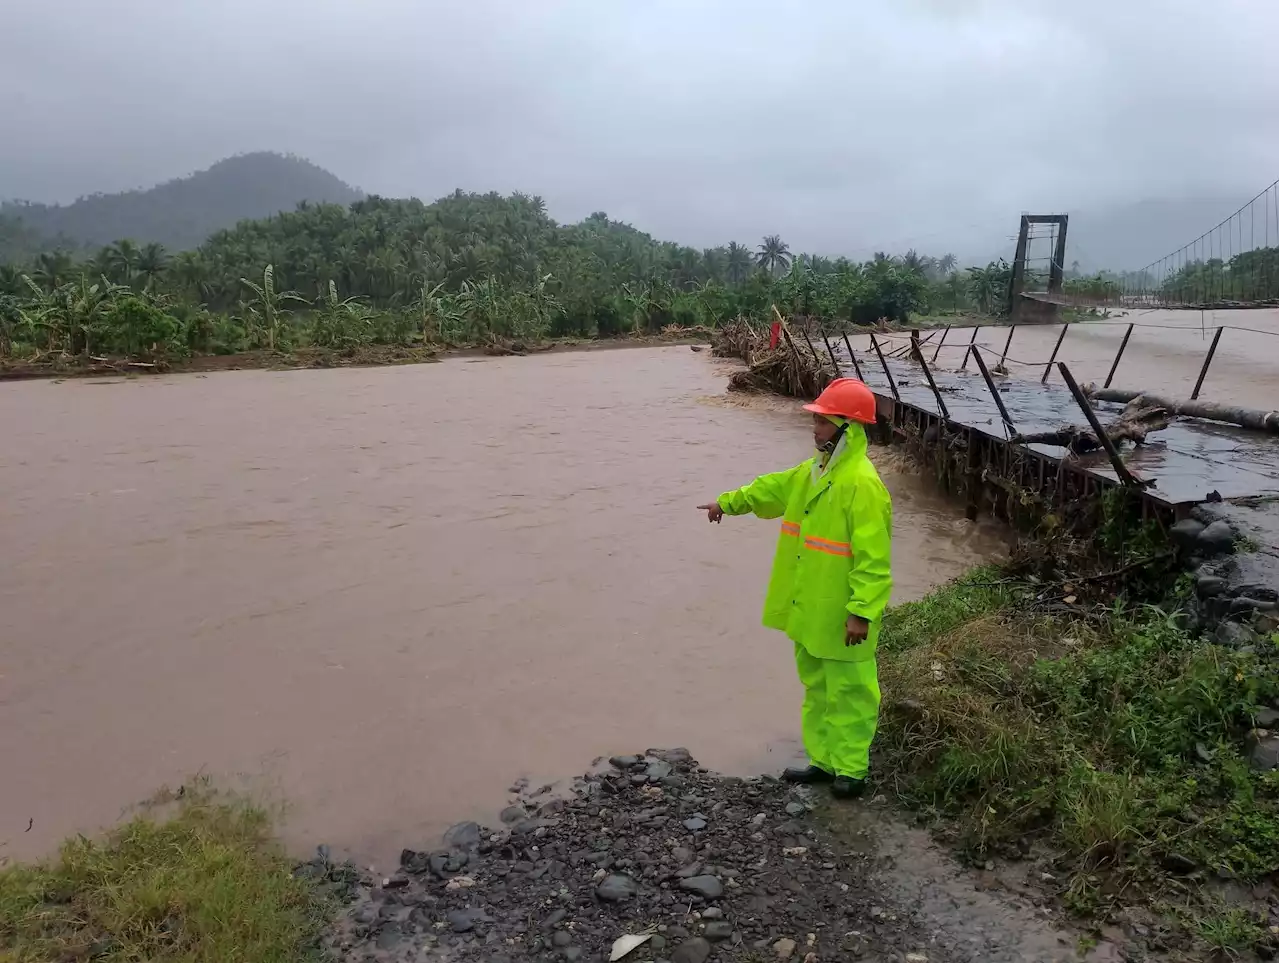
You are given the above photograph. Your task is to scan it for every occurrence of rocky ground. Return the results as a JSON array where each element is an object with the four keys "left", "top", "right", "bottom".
[{"left": 302, "top": 750, "right": 1112, "bottom": 963}]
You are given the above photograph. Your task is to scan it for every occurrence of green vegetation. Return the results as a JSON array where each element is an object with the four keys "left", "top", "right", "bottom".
[
  {"left": 0, "top": 184, "right": 1021, "bottom": 369},
  {"left": 870, "top": 565, "right": 1278, "bottom": 955},
  {"left": 0, "top": 789, "right": 329, "bottom": 963},
  {"left": 1157, "top": 247, "right": 1279, "bottom": 304}
]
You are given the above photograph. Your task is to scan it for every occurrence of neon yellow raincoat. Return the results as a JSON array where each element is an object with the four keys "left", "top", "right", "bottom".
[{"left": 718, "top": 421, "right": 892, "bottom": 778}]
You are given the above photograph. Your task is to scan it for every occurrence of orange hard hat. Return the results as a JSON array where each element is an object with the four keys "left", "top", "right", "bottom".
[{"left": 802, "top": 378, "right": 877, "bottom": 424}]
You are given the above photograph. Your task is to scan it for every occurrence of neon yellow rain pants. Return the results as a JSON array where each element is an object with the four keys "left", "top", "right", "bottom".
[
  {"left": 718, "top": 422, "right": 893, "bottom": 779},
  {"left": 793, "top": 643, "right": 881, "bottom": 778}
]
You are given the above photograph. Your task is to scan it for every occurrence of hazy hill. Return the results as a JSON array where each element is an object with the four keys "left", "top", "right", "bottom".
[{"left": 0, "top": 152, "right": 362, "bottom": 255}]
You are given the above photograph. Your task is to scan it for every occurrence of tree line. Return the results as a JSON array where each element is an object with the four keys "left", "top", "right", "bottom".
[{"left": 0, "top": 190, "right": 1024, "bottom": 362}]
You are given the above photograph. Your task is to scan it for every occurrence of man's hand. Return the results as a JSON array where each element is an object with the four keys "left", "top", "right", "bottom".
[
  {"left": 697, "top": 501, "right": 725, "bottom": 523},
  {"left": 845, "top": 615, "right": 869, "bottom": 646}
]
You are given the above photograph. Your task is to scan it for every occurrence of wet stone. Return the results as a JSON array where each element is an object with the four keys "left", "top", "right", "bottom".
[
  {"left": 646, "top": 759, "right": 674, "bottom": 781},
  {"left": 1169, "top": 517, "right": 1205, "bottom": 550},
  {"left": 443, "top": 821, "right": 482, "bottom": 852},
  {"left": 1216, "top": 621, "right": 1258, "bottom": 648},
  {"left": 704, "top": 921, "right": 734, "bottom": 941},
  {"left": 1198, "top": 520, "right": 1236, "bottom": 555},
  {"left": 1247, "top": 732, "right": 1280, "bottom": 771},
  {"left": 500, "top": 805, "right": 526, "bottom": 824},
  {"left": 671, "top": 936, "right": 712, "bottom": 963},
  {"left": 682, "top": 816, "right": 708, "bottom": 831},
  {"left": 679, "top": 875, "right": 724, "bottom": 900},
  {"left": 595, "top": 874, "right": 638, "bottom": 902},
  {"left": 784, "top": 801, "right": 807, "bottom": 817},
  {"left": 552, "top": 930, "right": 573, "bottom": 947},
  {"left": 610, "top": 755, "right": 640, "bottom": 769},
  {"left": 1196, "top": 574, "right": 1227, "bottom": 597}
]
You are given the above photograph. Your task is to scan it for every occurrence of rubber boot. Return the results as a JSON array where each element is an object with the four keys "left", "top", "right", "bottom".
[
  {"left": 831, "top": 775, "right": 867, "bottom": 799},
  {"left": 782, "top": 765, "right": 834, "bottom": 785}
]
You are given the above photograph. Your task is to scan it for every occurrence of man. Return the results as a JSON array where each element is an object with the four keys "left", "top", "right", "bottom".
[{"left": 698, "top": 378, "right": 892, "bottom": 798}]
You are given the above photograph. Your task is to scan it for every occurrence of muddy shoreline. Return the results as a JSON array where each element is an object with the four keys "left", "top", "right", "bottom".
[{"left": 0, "top": 333, "right": 712, "bottom": 381}]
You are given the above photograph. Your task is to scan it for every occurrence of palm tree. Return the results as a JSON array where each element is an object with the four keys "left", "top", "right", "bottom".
[
  {"left": 30, "top": 251, "right": 76, "bottom": 292},
  {"left": 756, "top": 235, "right": 792, "bottom": 276},
  {"left": 901, "top": 250, "right": 927, "bottom": 275},
  {"left": 106, "top": 239, "right": 140, "bottom": 286},
  {"left": 136, "top": 242, "right": 169, "bottom": 290},
  {"left": 726, "top": 242, "right": 753, "bottom": 285},
  {"left": 937, "top": 253, "right": 957, "bottom": 275}
]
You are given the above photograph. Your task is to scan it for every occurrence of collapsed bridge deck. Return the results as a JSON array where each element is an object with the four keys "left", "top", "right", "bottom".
[{"left": 829, "top": 340, "right": 1278, "bottom": 519}]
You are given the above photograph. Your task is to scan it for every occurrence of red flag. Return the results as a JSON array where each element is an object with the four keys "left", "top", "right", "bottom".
[{"left": 769, "top": 320, "right": 781, "bottom": 350}]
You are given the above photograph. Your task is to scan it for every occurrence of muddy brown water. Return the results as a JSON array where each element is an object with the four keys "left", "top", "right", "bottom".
[{"left": 0, "top": 347, "right": 1005, "bottom": 868}]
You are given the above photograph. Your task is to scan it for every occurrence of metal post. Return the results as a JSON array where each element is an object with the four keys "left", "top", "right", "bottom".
[
  {"left": 998, "top": 325, "right": 1017, "bottom": 367},
  {"left": 960, "top": 327, "right": 979, "bottom": 369},
  {"left": 820, "top": 331, "right": 840, "bottom": 370},
  {"left": 1191, "top": 326, "right": 1224, "bottom": 400},
  {"left": 841, "top": 330, "right": 866, "bottom": 382},
  {"left": 916, "top": 347, "right": 950, "bottom": 421},
  {"left": 1041, "top": 323, "right": 1068, "bottom": 383},
  {"left": 969, "top": 345, "right": 1015, "bottom": 438},
  {"left": 869, "top": 334, "right": 900, "bottom": 401},
  {"left": 910, "top": 329, "right": 922, "bottom": 364},
  {"left": 1103, "top": 322, "right": 1134, "bottom": 389},
  {"left": 930, "top": 325, "right": 950, "bottom": 364},
  {"left": 799, "top": 325, "right": 823, "bottom": 366},
  {"left": 779, "top": 325, "right": 804, "bottom": 365},
  {"left": 1057, "top": 362, "right": 1147, "bottom": 488}
]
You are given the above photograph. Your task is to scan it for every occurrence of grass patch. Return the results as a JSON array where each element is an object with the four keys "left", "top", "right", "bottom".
[
  {"left": 0, "top": 788, "right": 330, "bottom": 963},
  {"left": 870, "top": 568, "right": 1279, "bottom": 941}
]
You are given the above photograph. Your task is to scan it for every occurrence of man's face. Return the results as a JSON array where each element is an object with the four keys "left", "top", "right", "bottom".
[{"left": 812, "top": 413, "right": 841, "bottom": 448}]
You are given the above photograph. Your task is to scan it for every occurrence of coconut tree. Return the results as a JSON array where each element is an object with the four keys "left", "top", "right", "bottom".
[
  {"left": 937, "top": 253, "right": 957, "bottom": 275},
  {"left": 30, "top": 251, "right": 77, "bottom": 292},
  {"left": 106, "top": 239, "right": 140, "bottom": 286},
  {"left": 726, "top": 242, "right": 753, "bottom": 285},
  {"left": 136, "top": 242, "right": 169, "bottom": 291},
  {"left": 755, "top": 235, "right": 792, "bottom": 276}
]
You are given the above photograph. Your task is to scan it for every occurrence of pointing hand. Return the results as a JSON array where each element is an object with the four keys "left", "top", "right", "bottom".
[{"left": 697, "top": 501, "right": 724, "bottom": 523}]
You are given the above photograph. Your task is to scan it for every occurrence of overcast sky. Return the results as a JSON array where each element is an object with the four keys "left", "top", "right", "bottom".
[{"left": 3, "top": 0, "right": 1277, "bottom": 259}]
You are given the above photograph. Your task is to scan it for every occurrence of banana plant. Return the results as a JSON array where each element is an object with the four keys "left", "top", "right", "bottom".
[{"left": 239, "top": 264, "right": 308, "bottom": 351}]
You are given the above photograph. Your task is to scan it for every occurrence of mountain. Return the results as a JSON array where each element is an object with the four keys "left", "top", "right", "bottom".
[{"left": 0, "top": 152, "right": 362, "bottom": 256}]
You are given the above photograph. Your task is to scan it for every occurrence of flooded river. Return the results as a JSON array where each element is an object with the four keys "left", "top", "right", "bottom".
[{"left": 0, "top": 347, "right": 1004, "bottom": 867}]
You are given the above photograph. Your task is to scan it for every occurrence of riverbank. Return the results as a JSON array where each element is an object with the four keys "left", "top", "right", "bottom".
[
  {"left": 0, "top": 330, "right": 713, "bottom": 381},
  {"left": 870, "top": 562, "right": 1278, "bottom": 961},
  {"left": 0, "top": 786, "right": 340, "bottom": 962}
]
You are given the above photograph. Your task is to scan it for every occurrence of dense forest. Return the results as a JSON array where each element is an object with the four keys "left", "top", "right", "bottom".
[
  {"left": 0, "top": 187, "right": 1017, "bottom": 361},
  {"left": 0, "top": 153, "right": 361, "bottom": 259}
]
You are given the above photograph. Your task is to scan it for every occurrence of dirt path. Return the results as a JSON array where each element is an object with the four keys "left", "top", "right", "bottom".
[{"left": 0, "top": 347, "right": 1005, "bottom": 868}]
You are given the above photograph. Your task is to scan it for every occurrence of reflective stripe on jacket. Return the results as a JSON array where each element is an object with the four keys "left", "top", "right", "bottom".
[{"left": 718, "top": 423, "right": 893, "bottom": 662}]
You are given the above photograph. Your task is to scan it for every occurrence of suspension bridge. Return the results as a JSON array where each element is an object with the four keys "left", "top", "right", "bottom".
[{"left": 1015, "top": 181, "right": 1280, "bottom": 312}]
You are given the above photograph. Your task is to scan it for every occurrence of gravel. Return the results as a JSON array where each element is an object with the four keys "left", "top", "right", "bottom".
[{"left": 314, "top": 749, "right": 1094, "bottom": 962}]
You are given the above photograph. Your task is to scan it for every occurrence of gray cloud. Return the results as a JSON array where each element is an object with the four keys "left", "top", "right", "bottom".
[{"left": 3, "top": 0, "right": 1276, "bottom": 260}]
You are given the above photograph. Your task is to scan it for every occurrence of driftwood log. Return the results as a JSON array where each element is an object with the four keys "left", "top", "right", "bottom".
[
  {"left": 1011, "top": 397, "right": 1172, "bottom": 453},
  {"left": 1083, "top": 386, "right": 1279, "bottom": 434}
]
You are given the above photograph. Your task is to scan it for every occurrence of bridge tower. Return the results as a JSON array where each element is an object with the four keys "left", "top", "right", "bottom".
[{"left": 1008, "top": 213, "right": 1068, "bottom": 323}]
